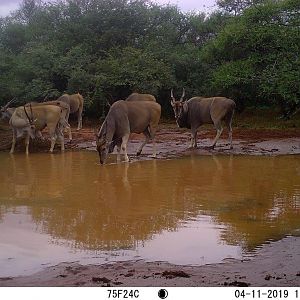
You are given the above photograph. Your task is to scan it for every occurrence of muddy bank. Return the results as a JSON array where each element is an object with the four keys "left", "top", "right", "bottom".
[
  {"left": 1, "top": 123, "right": 300, "bottom": 157},
  {"left": 69, "top": 125, "right": 300, "bottom": 159},
  {"left": 1, "top": 236, "right": 299, "bottom": 287}
]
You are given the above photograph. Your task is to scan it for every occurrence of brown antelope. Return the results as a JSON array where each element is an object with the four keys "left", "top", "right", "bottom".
[
  {"left": 57, "top": 93, "right": 84, "bottom": 130},
  {"left": 96, "top": 100, "right": 161, "bottom": 164},
  {"left": 170, "top": 89, "right": 236, "bottom": 149}
]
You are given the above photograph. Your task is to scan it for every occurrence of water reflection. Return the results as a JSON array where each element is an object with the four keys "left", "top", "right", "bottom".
[{"left": 0, "top": 152, "right": 299, "bottom": 261}]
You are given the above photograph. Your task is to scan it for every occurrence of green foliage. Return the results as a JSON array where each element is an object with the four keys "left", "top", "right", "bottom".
[
  {"left": 0, "top": 0, "right": 299, "bottom": 119},
  {"left": 96, "top": 47, "right": 175, "bottom": 93},
  {"left": 216, "top": 0, "right": 265, "bottom": 15},
  {"left": 202, "top": 0, "right": 300, "bottom": 115}
]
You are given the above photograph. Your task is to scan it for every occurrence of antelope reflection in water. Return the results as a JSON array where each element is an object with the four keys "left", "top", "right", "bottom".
[{"left": 0, "top": 153, "right": 299, "bottom": 254}]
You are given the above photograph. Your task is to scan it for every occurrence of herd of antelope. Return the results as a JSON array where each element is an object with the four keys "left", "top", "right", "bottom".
[{"left": 0, "top": 90, "right": 235, "bottom": 164}]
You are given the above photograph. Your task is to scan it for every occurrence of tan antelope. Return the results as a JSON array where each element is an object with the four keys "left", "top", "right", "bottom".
[
  {"left": 170, "top": 89, "right": 236, "bottom": 149},
  {"left": 57, "top": 93, "right": 84, "bottom": 130},
  {"left": 96, "top": 100, "right": 161, "bottom": 164},
  {"left": 1, "top": 99, "right": 73, "bottom": 141},
  {"left": 125, "top": 93, "right": 156, "bottom": 102},
  {"left": 9, "top": 104, "right": 68, "bottom": 154},
  {"left": 30, "top": 100, "right": 72, "bottom": 141},
  {"left": 1, "top": 99, "right": 46, "bottom": 141}
]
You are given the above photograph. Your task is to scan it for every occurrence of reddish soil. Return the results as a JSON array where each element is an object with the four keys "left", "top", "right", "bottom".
[{"left": 1, "top": 122, "right": 300, "bottom": 157}]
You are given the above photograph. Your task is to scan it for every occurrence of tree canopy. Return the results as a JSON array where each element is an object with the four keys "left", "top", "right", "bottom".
[{"left": 0, "top": 0, "right": 299, "bottom": 117}]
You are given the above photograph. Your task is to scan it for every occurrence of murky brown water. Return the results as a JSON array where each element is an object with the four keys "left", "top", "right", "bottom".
[{"left": 0, "top": 152, "right": 299, "bottom": 276}]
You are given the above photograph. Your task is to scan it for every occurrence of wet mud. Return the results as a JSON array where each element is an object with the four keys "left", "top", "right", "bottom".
[{"left": 2, "top": 123, "right": 299, "bottom": 157}]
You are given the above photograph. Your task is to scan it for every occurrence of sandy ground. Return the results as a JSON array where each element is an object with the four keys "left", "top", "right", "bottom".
[
  {"left": 1, "top": 236, "right": 299, "bottom": 287},
  {"left": 0, "top": 122, "right": 300, "bottom": 287}
]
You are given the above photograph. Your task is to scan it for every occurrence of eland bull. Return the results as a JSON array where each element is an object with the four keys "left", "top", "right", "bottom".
[
  {"left": 57, "top": 93, "right": 84, "bottom": 130},
  {"left": 9, "top": 104, "right": 68, "bottom": 154},
  {"left": 170, "top": 89, "right": 236, "bottom": 149},
  {"left": 96, "top": 100, "right": 161, "bottom": 164}
]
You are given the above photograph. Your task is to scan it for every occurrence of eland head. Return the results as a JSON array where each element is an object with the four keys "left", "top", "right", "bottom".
[
  {"left": 170, "top": 89, "right": 186, "bottom": 125},
  {"left": 95, "top": 122, "right": 110, "bottom": 165}
]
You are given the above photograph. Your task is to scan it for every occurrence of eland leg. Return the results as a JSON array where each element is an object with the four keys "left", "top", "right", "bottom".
[
  {"left": 228, "top": 123, "right": 233, "bottom": 149},
  {"left": 121, "top": 133, "right": 130, "bottom": 162},
  {"left": 138, "top": 125, "right": 157, "bottom": 158},
  {"left": 116, "top": 144, "right": 121, "bottom": 163},
  {"left": 211, "top": 123, "right": 223, "bottom": 149},
  {"left": 149, "top": 125, "right": 157, "bottom": 158},
  {"left": 77, "top": 107, "right": 83, "bottom": 131},
  {"left": 25, "top": 133, "right": 30, "bottom": 155},
  {"left": 10, "top": 129, "right": 17, "bottom": 154},
  {"left": 66, "top": 123, "right": 72, "bottom": 141},
  {"left": 49, "top": 127, "right": 57, "bottom": 152},
  {"left": 225, "top": 110, "right": 234, "bottom": 149},
  {"left": 49, "top": 136, "right": 56, "bottom": 152},
  {"left": 58, "top": 133, "right": 65, "bottom": 152},
  {"left": 190, "top": 129, "right": 197, "bottom": 148},
  {"left": 137, "top": 128, "right": 150, "bottom": 156},
  {"left": 150, "top": 139, "right": 157, "bottom": 158},
  {"left": 55, "top": 125, "right": 65, "bottom": 152}
]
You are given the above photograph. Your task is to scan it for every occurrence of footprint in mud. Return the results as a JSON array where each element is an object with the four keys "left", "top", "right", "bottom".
[
  {"left": 0, "top": 277, "right": 13, "bottom": 281},
  {"left": 224, "top": 281, "right": 250, "bottom": 287},
  {"left": 161, "top": 270, "right": 190, "bottom": 279},
  {"left": 65, "top": 265, "right": 88, "bottom": 275},
  {"left": 92, "top": 277, "right": 111, "bottom": 284}
]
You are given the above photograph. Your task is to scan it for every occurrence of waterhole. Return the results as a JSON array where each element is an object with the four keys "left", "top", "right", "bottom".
[{"left": 0, "top": 152, "right": 299, "bottom": 276}]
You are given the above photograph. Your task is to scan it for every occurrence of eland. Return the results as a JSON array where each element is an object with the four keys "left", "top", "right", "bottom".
[
  {"left": 96, "top": 100, "right": 161, "bottom": 164},
  {"left": 170, "top": 89, "right": 235, "bottom": 149}
]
